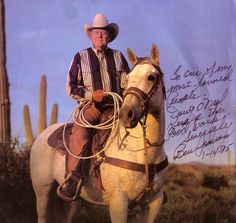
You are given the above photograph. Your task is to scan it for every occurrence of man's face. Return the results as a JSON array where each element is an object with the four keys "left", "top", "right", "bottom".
[{"left": 90, "top": 29, "right": 110, "bottom": 51}]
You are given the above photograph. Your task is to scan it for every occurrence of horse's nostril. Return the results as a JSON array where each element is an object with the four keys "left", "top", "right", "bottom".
[{"left": 127, "top": 109, "right": 134, "bottom": 120}]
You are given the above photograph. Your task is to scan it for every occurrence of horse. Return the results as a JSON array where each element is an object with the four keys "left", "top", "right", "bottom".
[{"left": 30, "top": 44, "right": 168, "bottom": 223}]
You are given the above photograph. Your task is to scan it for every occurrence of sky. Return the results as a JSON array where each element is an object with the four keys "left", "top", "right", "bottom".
[{"left": 5, "top": 0, "right": 236, "bottom": 164}]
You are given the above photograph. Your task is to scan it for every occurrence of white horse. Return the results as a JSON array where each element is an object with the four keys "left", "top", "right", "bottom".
[{"left": 30, "top": 44, "right": 168, "bottom": 223}]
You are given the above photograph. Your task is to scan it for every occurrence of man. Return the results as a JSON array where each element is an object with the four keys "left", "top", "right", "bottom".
[{"left": 58, "top": 13, "right": 130, "bottom": 201}]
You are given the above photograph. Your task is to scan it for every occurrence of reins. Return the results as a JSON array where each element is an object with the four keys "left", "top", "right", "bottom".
[{"left": 142, "top": 109, "right": 151, "bottom": 191}]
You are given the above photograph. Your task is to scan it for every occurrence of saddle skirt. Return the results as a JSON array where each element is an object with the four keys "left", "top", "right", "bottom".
[{"left": 47, "top": 123, "right": 73, "bottom": 154}]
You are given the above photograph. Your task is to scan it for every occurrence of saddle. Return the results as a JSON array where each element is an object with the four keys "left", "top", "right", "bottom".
[{"left": 47, "top": 124, "right": 110, "bottom": 156}]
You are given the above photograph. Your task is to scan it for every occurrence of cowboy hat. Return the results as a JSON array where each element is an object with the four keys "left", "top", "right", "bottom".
[{"left": 84, "top": 13, "right": 119, "bottom": 42}]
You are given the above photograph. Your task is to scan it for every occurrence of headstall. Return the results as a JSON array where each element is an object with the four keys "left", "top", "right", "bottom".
[{"left": 123, "top": 61, "right": 166, "bottom": 116}]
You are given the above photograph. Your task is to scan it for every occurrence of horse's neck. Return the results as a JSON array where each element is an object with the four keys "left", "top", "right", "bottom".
[
  {"left": 146, "top": 105, "right": 166, "bottom": 163},
  {"left": 146, "top": 104, "right": 165, "bottom": 144},
  {"left": 107, "top": 105, "right": 165, "bottom": 164}
]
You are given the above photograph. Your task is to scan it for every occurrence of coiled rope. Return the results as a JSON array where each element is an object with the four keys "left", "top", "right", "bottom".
[{"left": 63, "top": 92, "right": 123, "bottom": 159}]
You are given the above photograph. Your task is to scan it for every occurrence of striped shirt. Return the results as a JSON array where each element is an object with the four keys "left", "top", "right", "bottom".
[{"left": 66, "top": 47, "right": 130, "bottom": 101}]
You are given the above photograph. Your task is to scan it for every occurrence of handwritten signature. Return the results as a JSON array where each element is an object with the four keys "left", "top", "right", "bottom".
[
  {"left": 167, "top": 62, "right": 234, "bottom": 160},
  {"left": 173, "top": 115, "right": 233, "bottom": 160}
]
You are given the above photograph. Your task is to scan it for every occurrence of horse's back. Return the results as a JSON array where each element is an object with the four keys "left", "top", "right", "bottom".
[{"left": 30, "top": 123, "right": 65, "bottom": 189}]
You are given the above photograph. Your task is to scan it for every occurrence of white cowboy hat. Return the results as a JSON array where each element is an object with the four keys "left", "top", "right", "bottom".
[{"left": 84, "top": 13, "right": 119, "bottom": 42}]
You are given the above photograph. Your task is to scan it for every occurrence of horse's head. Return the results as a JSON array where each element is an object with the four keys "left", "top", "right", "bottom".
[{"left": 119, "top": 44, "right": 166, "bottom": 128}]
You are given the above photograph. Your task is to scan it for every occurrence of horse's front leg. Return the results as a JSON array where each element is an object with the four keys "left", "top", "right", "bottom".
[
  {"left": 144, "top": 189, "right": 164, "bottom": 223},
  {"left": 65, "top": 200, "right": 80, "bottom": 223},
  {"left": 109, "top": 190, "right": 128, "bottom": 223}
]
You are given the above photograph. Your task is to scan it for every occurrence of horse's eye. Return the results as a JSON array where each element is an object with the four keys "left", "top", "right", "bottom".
[{"left": 148, "top": 75, "right": 155, "bottom": 81}]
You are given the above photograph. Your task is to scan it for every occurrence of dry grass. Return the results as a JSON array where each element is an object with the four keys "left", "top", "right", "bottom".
[{"left": 0, "top": 143, "right": 235, "bottom": 223}]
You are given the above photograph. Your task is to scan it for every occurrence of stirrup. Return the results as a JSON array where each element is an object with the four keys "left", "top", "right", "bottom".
[{"left": 57, "top": 173, "right": 82, "bottom": 202}]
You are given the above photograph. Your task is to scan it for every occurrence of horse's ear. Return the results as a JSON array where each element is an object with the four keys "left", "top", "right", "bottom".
[
  {"left": 127, "top": 48, "right": 139, "bottom": 65},
  {"left": 150, "top": 44, "right": 159, "bottom": 65}
]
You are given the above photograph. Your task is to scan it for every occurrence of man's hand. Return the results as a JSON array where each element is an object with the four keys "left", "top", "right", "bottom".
[{"left": 92, "top": 90, "right": 108, "bottom": 103}]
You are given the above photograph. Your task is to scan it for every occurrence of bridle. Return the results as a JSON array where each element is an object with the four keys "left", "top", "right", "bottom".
[
  {"left": 122, "top": 60, "right": 167, "bottom": 193},
  {"left": 123, "top": 61, "right": 166, "bottom": 116}
]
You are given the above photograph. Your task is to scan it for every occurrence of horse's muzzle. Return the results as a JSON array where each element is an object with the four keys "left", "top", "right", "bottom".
[{"left": 119, "top": 106, "right": 140, "bottom": 128}]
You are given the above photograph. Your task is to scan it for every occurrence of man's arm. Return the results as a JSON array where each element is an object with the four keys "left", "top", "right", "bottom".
[
  {"left": 120, "top": 52, "right": 130, "bottom": 91},
  {"left": 66, "top": 53, "right": 92, "bottom": 101}
]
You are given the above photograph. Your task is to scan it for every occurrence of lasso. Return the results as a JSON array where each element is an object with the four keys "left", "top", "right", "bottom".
[{"left": 63, "top": 92, "right": 123, "bottom": 159}]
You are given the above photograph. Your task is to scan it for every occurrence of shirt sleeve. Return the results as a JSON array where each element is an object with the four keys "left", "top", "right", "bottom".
[
  {"left": 120, "top": 52, "right": 130, "bottom": 73},
  {"left": 66, "top": 53, "right": 92, "bottom": 101},
  {"left": 120, "top": 52, "right": 130, "bottom": 90}
]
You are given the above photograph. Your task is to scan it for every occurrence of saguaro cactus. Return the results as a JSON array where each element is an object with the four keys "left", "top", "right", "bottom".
[
  {"left": 23, "top": 105, "right": 34, "bottom": 147},
  {"left": 0, "top": 0, "right": 11, "bottom": 147},
  {"left": 23, "top": 75, "right": 59, "bottom": 147},
  {"left": 49, "top": 103, "right": 58, "bottom": 126},
  {"left": 37, "top": 75, "right": 47, "bottom": 134}
]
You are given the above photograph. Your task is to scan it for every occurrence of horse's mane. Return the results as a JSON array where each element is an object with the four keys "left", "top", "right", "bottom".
[
  {"left": 129, "top": 57, "right": 152, "bottom": 72},
  {"left": 136, "top": 57, "right": 151, "bottom": 65},
  {"left": 130, "top": 57, "right": 161, "bottom": 75}
]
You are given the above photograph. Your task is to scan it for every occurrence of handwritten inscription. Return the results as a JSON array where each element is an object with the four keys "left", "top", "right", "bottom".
[{"left": 167, "top": 62, "right": 233, "bottom": 160}]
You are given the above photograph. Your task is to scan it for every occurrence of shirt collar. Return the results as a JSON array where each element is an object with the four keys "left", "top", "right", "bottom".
[{"left": 91, "top": 46, "right": 108, "bottom": 56}]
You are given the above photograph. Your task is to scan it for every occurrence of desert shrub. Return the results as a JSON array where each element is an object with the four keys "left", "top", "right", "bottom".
[
  {"left": 157, "top": 166, "right": 236, "bottom": 223},
  {"left": 167, "top": 164, "right": 202, "bottom": 187},
  {"left": 202, "top": 174, "right": 229, "bottom": 190},
  {"left": 73, "top": 200, "right": 111, "bottom": 223},
  {"left": 0, "top": 140, "right": 36, "bottom": 223}
]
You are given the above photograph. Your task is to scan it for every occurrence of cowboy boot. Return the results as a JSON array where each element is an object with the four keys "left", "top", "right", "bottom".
[{"left": 57, "top": 126, "right": 94, "bottom": 201}]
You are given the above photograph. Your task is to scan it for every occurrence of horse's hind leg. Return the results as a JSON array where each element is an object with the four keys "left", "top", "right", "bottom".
[
  {"left": 34, "top": 183, "right": 53, "bottom": 223},
  {"left": 30, "top": 138, "right": 55, "bottom": 223},
  {"left": 109, "top": 190, "right": 128, "bottom": 223}
]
